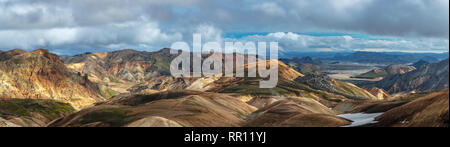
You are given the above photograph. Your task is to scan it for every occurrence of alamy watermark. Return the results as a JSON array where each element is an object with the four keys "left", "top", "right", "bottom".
[{"left": 169, "top": 34, "right": 278, "bottom": 88}]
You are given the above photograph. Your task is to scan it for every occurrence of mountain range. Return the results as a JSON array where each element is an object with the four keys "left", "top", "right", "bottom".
[
  {"left": 331, "top": 51, "right": 448, "bottom": 64},
  {"left": 353, "top": 64, "right": 416, "bottom": 79},
  {"left": 0, "top": 49, "right": 104, "bottom": 109},
  {"left": 0, "top": 48, "right": 448, "bottom": 127},
  {"left": 371, "top": 59, "right": 449, "bottom": 94}
]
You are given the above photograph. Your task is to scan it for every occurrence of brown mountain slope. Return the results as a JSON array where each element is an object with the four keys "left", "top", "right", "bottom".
[
  {"left": 49, "top": 90, "right": 257, "bottom": 127},
  {"left": 63, "top": 48, "right": 263, "bottom": 94},
  {"left": 353, "top": 64, "right": 416, "bottom": 79},
  {"left": 295, "top": 74, "right": 377, "bottom": 100},
  {"left": 0, "top": 49, "right": 104, "bottom": 108},
  {"left": 244, "top": 97, "right": 351, "bottom": 127},
  {"left": 129, "top": 59, "right": 304, "bottom": 93},
  {"left": 126, "top": 59, "right": 368, "bottom": 107},
  {"left": 0, "top": 99, "right": 75, "bottom": 127},
  {"left": 370, "top": 89, "right": 449, "bottom": 127},
  {"left": 363, "top": 87, "right": 392, "bottom": 100},
  {"left": 63, "top": 48, "right": 176, "bottom": 84},
  {"left": 372, "top": 59, "right": 449, "bottom": 94}
]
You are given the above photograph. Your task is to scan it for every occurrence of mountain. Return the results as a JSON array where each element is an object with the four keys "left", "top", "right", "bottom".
[
  {"left": 63, "top": 48, "right": 264, "bottom": 95},
  {"left": 244, "top": 97, "right": 351, "bottom": 127},
  {"left": 353, "top": 64, "right": 416, "bottom": 79},
  {"left": 370, "top": 89, "right": 449, "bottom": 127},
  {"left": 411, "top": 59, "right": 429, "bottom": 68},
  {"left": 129, "top": 58, "right": 379, "bottom": 105},
  {"left": 0, "top": 49, "right": 104, "bottom": 108},
  {"left": 332, "top": 51, "right": 448, "bottom": 64},
  {"left": 63, "top": 48, "right": 177, "bottom": 83},
  {"left": 48, "top": 90, "right": 354, "bottom": 127},
  {"left": 295, "top": 74, "right": 377, "bottom": 100},
  {"left": 363, "top": 87, "right": 392, "bottom": 100},
  {"left": 0, "top": 99, "right": 75, "bottom": 127},
  {"left": 372, "top": 59, "right": 449, "bottom": 94},
  {"left": 129, "top": 59, "right": 304, "bottom": 93},
  {"left": 280, "top": 56, "right": 322, "bottom": 74},
  {"left": 0, "top": 49, "right": 27, "bottom": 61},
  {"left": 49, "top": 90, "right": 257, "bottom": 127}
]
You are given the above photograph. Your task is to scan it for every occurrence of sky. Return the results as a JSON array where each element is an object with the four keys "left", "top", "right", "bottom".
[{"left": 0, "top": 0, "right": 448, "bottom": 55}]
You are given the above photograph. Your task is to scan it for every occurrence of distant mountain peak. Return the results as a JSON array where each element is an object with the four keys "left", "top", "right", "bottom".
[{"left": 412, "top": 59, "right": 430, "bottom": 68}]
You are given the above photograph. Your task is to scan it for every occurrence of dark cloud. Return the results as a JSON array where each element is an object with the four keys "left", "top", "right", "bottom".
[{"left": 0, "top": 0, "right": 448, "bottom": 54}]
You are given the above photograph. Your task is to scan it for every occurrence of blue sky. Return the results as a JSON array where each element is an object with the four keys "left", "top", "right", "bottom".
[{"left": 0, "top": 0, "right": 448, "bottom": 55}]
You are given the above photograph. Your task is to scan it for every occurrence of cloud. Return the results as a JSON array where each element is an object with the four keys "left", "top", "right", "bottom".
[
  {"left": 0, "top": 17, "right": 182, "bottom": 54},
  {"left": 251, "top": 2, "right": 286, "bottom": 17},
  {"left": 227, "top": 32, "right": 449, "bottom": 53},
  {"left": 0, "top": 0, "right": 448, "bottom": 54}
]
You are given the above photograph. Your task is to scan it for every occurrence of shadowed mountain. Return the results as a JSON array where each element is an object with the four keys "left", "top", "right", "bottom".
[
  {"left": 0, "top": 49, "right": 104, "bottom": 108},
  {"left": 372, "top": 59, "right": 449, "bottom": 94},
  {"left": 411, "top": 59, "right": 429, "bottom": 68},
  {"left": 363, "top": 87, "right": 392, "bottom": 100},
  {"left": 49, "top": 90, "right": 257, "bottom": 127},
  {"left": 0, "top": 99, "right": 75, "bottom": 127},
  {"left": 130, "top": 59, "right": 377, "bottom": 106},
  {"left": 63, "top": 48, "right": 177, "bottom": 83},
  {"left": 280, "top": 56, "right": 322, "bottom": 74},
  {"left": 295, "top": 74, "right": 377, "bottom": 100},
  {"left": 353, "top": 64, "right": 416, "bottom": 79},
  {"left": 244, "top": 97, "right": 351, "bottom": 127},
  {"left": 369, "top": 89, "right": 449, "bottom": 127}
]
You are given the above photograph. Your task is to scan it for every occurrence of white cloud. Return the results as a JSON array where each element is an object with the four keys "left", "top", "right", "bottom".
[
  {"left": 0, "top": 1, "right": 75, "bottom": 29},
  {"left": 231, "top": 32, "right": 449, "bottom": 53},
  {"left": 0, "top": 0, "right": 448, "bottom": 54},
  {"left": 0, "top": 18, "right": 183, "bottom": 53},
  {"left": 251, "top": 2, "right": 287, "bottom": 17},
  {"left": 194, "top": 24, "right": 223, "bottom": 43}
]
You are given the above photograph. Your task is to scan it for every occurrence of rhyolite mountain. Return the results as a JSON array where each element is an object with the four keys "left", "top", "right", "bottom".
[
  {"left": 369, "top": 89, "right": 449, "bottom": 127},
  {"left": 294, "top": 73, "right": 377, "bottom": 100},
  {"left": 65, "top": 49, "right": 378, "bottom": 104},
  {"left": 49, "top": 90, "right": 257, "bottom": 127},
  {"left": 353, "top": 64, "right": 416, "bottom": 79},
  {"left": 0, "top": 49, "right": 104, "bottom": 108},
  {"left": 244, "top": 96, "right": 351, "bottom": 127},
  {"left": 129, "top": 58, "right": 379, "bottom": 104},
  {"left": 372, "top": 59, "right": 449, "bottom": 94},
  {"left": 48, "top": 90, "right": 353, "bottom": 127},
  {"left": 63, "top": 48, "right": 177, "bottom": 83},
  {"left": 1, "top": 48, "right": 448, "bottom": 127}
]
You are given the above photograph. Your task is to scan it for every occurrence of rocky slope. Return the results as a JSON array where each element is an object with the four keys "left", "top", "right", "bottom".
[
  {"left": 49, "top": 90, "right": 257, "bottom": 127},
  {"left": 0, "top": 49, "right": 104, "bottom": 108},
  {"left": 372, "top": 59, "right": 449, "bottom": 94}
]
